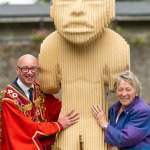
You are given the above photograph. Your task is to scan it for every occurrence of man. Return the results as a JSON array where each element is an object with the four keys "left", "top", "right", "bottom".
[{"left": 0, "top": 54, "right": 79, "bottom": 150}]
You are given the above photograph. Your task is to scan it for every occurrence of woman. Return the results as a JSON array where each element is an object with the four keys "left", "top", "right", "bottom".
[{"left": 92, "top": 71, "right": 150, "bottom": 150}]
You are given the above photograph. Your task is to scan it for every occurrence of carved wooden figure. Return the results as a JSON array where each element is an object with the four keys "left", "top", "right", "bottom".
[{"left": 39, "top": 0, "right": 130, "bottom": 149}]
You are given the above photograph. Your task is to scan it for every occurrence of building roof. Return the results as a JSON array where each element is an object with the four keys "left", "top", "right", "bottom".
[
  {"left": 116, "top": 1, "right": 150, "bottom": 21},
  {"left": 0, "top": 2, "right": 150, "bottom": 23},
  {"left": 0, "top": 4, "right": 51, "bottom": 23}
]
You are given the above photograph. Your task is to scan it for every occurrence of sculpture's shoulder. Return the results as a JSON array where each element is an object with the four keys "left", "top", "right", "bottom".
[
  {"left": 40, "top": 31, "right": 62, "bottom": 54},
  {"left": 100, "top": 28, "right": 130, "bottom": 68},
  {"left": 41, "top": 31, "right": 60, "bottom": 45},
  {"left": 104, "top": 28, "right": 129, "bottom": 46},
  {"left": 100, "top": 28, "right": 129, "bottom": 56},
  {"left": 40, "top": 31, "right": 66, "bottom": 54}
]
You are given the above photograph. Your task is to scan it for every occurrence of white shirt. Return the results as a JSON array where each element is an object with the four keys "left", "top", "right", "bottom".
[{"left": 17, "top": 78, "right": 34, "bottom": 100}]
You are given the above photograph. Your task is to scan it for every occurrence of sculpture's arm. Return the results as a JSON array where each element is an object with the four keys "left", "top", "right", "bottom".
[
  {"left": 103, "top": 30, "right": 130, "bottom": 91},
  {"left": 39, "top": 34, "right": 61, "bottom": 94}
]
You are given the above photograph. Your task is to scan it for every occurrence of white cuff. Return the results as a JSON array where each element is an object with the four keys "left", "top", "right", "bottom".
[{"left": 103, "top": 123, "right": 109, "bottom": 130}]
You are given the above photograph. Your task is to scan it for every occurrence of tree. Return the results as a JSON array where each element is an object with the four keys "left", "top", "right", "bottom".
[
  {"left": 116, "top": 0, "right": 144, "bottom": 1},
  {"left": 36, "top": 0, "right": 51, "bottom": 4}
]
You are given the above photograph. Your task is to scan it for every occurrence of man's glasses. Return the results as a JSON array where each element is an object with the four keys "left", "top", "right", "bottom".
[{"left": 17, "top": 66, "right": 39, "bottom": 73}]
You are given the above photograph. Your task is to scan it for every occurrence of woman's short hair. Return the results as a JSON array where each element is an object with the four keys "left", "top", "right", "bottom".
[{"left": 114, "top": 70, "right": 142, "bottom": 97}]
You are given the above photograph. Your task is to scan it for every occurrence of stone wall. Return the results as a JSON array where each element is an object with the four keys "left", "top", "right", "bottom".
[
  {"left": 130, "top": 44, "right": 150, "bottom": 104},
  {"left": 118, "top": 21, "right": 150, "bottom": 104},
  {"left": 0, "top": 42, "right": 40, "bottom": 90}
]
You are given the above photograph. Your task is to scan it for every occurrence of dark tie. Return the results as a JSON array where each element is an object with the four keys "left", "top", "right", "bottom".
[{"left": 28, "top": 87, "right": 33, "bottom": 101}]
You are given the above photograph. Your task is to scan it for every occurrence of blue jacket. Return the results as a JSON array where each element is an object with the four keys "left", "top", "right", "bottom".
[{"left": 105, "top": 97, "right": 150, "bottom": 150}]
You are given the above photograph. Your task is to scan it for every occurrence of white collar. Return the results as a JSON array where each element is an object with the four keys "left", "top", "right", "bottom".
[{"left": 17, "top": 78, "right": 34, "bottom": 93}]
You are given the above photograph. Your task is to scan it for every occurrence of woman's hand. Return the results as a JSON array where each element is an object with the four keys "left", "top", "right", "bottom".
[
  {"left": 91, "top": 105, "right": 109, "bottom": 129},
  {"left": 109, "top": 145, "right": 120, "bottom": 150},
  {"left": 58, "top": 109, "right": 79, "bottom": 130}
]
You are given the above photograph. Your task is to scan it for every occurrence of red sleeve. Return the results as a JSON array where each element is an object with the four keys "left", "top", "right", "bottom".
[
  {"left": 38, "top": 94, "right": 62, "bottom": 147},
  {"left": 1, "top": 99, "right": 63, "bottom": 150},
  {"left": 44, "top": 94, "right": 62, "bottom": 122},
  {"left": 0, "top": 118, "right": 1, "bottom": 150}
]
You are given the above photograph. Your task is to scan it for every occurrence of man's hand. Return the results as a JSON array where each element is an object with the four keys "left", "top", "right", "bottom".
[{"left": 58, "top": 109, "right": 79, "bottom": 130}]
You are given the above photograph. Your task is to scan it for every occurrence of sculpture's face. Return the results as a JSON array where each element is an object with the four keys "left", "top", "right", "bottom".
[{"left": 52, "top": 0, "right": 114, "bottom": 45}]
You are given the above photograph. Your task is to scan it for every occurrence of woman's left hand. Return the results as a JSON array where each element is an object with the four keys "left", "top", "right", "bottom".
[
  {"left": 109, "top": 145, "right": 120, "bottom": 150},
  {"left": 91, "top": 105, "right": 109, "bottom": 129}
]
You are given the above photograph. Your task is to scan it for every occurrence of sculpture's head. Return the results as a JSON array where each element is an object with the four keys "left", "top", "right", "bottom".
[{"left": 51, "top": 0, "right": 115, "bottom": 45}]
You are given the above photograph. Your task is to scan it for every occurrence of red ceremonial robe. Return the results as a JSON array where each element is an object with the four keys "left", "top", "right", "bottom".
[{"left": 0, "top": 82, "right": 62, "bottom": 150}]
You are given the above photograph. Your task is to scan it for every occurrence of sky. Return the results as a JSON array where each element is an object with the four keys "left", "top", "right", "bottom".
[{"left": 0, "top": 0, "right": 37, "bottom": 4}]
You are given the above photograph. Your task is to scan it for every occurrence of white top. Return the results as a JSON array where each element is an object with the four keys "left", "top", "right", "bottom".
[{"left": 17, "top": 78, "right": 34, "bottom": 100}]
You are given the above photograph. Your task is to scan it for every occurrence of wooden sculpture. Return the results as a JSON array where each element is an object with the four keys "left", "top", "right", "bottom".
[{"left": 39, "top": 0, "right": 130, "bottom": 149}]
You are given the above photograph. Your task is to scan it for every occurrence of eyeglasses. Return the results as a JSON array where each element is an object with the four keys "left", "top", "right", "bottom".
[{"left": 17, "top": 66, "right": 39, "bottom": 73}]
